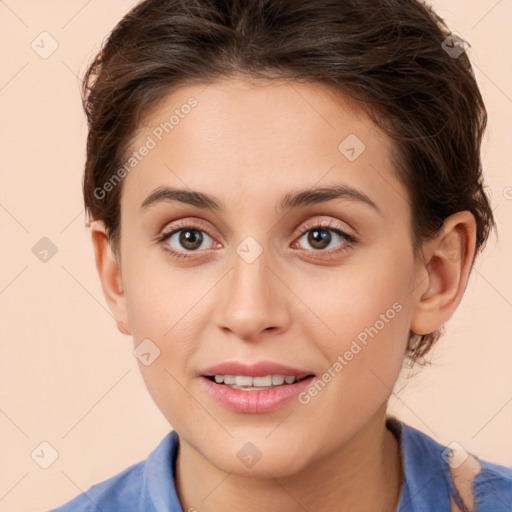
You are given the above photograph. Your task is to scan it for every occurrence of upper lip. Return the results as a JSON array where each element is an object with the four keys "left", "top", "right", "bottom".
[{"left": 200, "top": 361, "right": 315, "bottom": 379}]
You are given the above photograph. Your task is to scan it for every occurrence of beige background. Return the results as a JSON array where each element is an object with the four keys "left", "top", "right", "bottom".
[{"left": 0, "top": 1, "right": 511, "bottom": 510}]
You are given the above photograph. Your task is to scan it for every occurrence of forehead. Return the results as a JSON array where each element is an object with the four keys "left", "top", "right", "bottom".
[{"left": 122, "top": 77, "right": 408, "bottom": 219}]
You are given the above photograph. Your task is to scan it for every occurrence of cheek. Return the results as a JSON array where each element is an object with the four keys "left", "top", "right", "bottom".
[
  {"left": 121, "top": 251, "right": 211, "bottom": 406},
  {"left": 310, "top": 249, "right": 412, "bottom": 345},
  {"left": 125, "top": 274, "right": 201, "bottom": 430},
  {"left": 123, "top": 246, "right": 205, "bottom": 337},
  {"left": 303, "top": 245, "right": 414, "bottom": 393}
]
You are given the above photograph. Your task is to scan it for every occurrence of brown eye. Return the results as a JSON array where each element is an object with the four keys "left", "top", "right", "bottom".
[
  {"left": 162, "top": 228, "right": 214, "bottom": 253},
  {"left": 297, "top": 226, "right": 351, "bottom": 252}
]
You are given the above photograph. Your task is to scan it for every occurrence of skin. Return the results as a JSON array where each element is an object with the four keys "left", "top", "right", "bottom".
[{"left": 91, "top": 77, "right": 477, "bottom": 512}]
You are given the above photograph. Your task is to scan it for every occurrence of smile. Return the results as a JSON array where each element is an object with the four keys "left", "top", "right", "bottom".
[{"left": 200, "top": 374, "right": 316, "bottom": 414}]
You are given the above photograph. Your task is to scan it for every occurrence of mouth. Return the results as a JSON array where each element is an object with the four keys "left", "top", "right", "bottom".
[
  {"left": 198, "top": 363, "right": 316, "bottom": 413},
  {"left": 198, "top": 360, "right": 316, "bottom": 413}
]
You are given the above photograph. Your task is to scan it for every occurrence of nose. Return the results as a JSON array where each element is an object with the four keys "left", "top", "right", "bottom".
[{"left": 213, "top": 244, "right": 291, "bottom": 342}]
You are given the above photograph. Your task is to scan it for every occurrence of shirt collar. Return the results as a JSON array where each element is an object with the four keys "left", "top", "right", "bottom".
[
  {"left": 387, "top": 416, "right": 452, "bottom": 511},
  {"left": 140, "top": 429, "right": 182, "bottom": 511}
]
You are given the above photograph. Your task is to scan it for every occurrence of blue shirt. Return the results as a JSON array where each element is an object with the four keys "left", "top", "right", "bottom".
[{"left": 49, "top": 417, "right": 512, "bottom": 511}]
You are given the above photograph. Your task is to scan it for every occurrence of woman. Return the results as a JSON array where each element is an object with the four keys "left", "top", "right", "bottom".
[{"left": 50, "top": 0, "right": 512, "bottom": 510}]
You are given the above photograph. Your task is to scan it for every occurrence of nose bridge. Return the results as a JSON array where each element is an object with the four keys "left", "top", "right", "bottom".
[{"left": 214, "top": 234, "right": 288, "bottom": 340}]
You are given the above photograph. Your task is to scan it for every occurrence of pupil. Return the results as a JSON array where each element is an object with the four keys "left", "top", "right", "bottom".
[
  {"left": 180, "top": 229, "right": 202, "bottom": 250},
  {"left": 309, "top": 229, "right": 330, "bottom": 249}
]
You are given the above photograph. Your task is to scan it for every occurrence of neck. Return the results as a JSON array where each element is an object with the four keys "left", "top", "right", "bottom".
[{"left": 174, "top": 408, "right": 402, "bottom": 512}]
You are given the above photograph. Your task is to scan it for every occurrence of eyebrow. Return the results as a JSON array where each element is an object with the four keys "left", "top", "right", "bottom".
[{"left": 140, "top": 184, "right": 381, "bottom": 214}]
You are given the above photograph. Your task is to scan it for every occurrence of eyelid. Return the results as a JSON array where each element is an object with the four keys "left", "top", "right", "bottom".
[
  {"left": 158, "top": 218, "right": 216, "bottom": 239},
  {"left": 293, "top": 217, "right": 356, "bottom": 240}
]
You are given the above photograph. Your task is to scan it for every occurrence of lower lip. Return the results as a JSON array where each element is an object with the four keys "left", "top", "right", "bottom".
[{"left": 199, "top": 376, "right": 315, "bottom": 414}]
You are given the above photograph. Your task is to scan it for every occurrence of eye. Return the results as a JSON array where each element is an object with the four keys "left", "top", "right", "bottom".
[
  {"left": 157, "top": 221, "right": 217, "bottom": 260},
  {"left": 294, "top": 220, "right": 357, "bottom": 256}
]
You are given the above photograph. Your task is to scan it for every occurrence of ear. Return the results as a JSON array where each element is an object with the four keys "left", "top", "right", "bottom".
[
  {"left": 410, "top": 211, "right": 477, "bottom": 336},
  {"left": 90, "top": 220, "right": 131, "bottom": 336}
]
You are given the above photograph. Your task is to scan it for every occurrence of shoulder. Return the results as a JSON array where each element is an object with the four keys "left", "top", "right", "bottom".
[
  {"left": 49, "top": 460, "right": 145, "bottom": 512},
  {"left": 466, "top": 456, "right": 512, "bottom": 512},
  {"left": 389, "top": 418, "right": 512, "bottom": 512},
  {"left": 443, "top": 440, "right": 512, "bottom": 512}
]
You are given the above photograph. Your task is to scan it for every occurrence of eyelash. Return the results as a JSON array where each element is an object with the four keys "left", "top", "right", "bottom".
[{"left": 156, "top": 219, "right": 358, "bottom": 261}]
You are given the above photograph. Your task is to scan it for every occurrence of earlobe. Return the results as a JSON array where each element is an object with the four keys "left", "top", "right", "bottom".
[
  {"left": 410, "top": 211, "right": 477, "bottom": 336},
  {"left": 90, "top": 221, "right": 132, "bottom": 336},
  {"left": 116, "top": 320, "right": 130, "bottom": 335}
]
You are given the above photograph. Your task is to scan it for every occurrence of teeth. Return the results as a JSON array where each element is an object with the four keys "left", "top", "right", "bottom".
[
  {"left": 210, "top": 374, "right": 303, "bottom": 387},
  {"left": 253, "top": 376, "right": 272, "bottom": 386},
  {"left": 235, "top": 376, "right": 253, "bottom": 386}
]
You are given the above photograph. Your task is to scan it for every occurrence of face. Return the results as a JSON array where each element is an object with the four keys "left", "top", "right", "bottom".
[{"left": 113, "top": 77, "right": 420, "bottom": 477}]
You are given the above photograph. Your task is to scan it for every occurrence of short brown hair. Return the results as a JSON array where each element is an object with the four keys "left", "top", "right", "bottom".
[{"left": 81, "top": 0, "right": 496, "bottom": 364}]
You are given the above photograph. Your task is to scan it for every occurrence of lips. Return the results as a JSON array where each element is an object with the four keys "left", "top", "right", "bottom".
[
  {"left": 199, "top": 360, "right": 315, "bottom": 379},
  {"left": 198, "top": 360, "right": 317, "bottom": 413},
  {"left": 199, "top": 372, "right": 316, "bottom": 414}
]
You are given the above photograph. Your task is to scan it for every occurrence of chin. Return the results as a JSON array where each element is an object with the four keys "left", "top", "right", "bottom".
[{"left": 205, "top": 440, "right": 309, "bottom": 479}]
